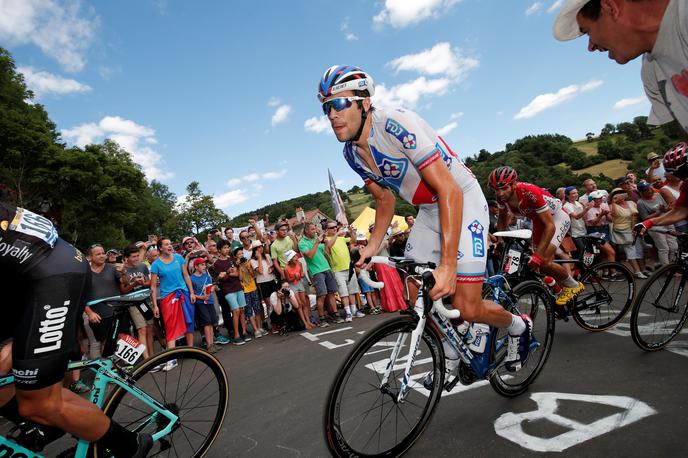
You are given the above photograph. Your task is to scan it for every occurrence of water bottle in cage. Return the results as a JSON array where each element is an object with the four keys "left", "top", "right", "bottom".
[{"left": 467, "top": 323, "right": 490, "bottom": 354}]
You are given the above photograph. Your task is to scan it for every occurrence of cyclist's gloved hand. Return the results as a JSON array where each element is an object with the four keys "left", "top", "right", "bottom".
[
  {"left": 633, "top": 220, "right": 653, "bottom": 237},
  {"left": 528, "top": 253, "right": 543, "bottom": 270}
]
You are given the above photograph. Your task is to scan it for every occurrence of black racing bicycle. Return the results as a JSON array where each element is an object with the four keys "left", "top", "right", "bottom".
[
  {"left": 493, "top": 229, "right": 635, "bottom": 331},
  {"left": 630, "top": 229, "right": 688, "bottom": 351}
]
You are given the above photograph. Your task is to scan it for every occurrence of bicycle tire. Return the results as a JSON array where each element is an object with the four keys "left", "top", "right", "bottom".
[
  {"left": 630, "top": 263, "right": 688, "bottom": 351},
  {"left": 94, "top": 347, "right": 229, "bottom": 458},
  {"left": 324, "top": 316, "right": 444, "bottom": 458},
  {"left": 489, "top": 280, "right": 555, "bottom": 397},
  {"left": 572, "top": 261, "right": 635, "bottom": 331}
]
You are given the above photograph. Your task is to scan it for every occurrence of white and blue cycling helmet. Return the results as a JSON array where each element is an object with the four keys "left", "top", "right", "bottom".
[{"left": 317, "top": 65, "right": 375, "bottom": 102}]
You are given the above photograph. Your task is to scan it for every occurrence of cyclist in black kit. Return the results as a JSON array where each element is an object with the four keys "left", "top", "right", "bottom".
[{"left": 0, "top": 199, "right": 152, "bottom": 457}]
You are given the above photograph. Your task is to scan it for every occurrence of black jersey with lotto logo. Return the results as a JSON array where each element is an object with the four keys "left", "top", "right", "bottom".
[{"left": 0, "top": 203, "right": 58, "bottom": 273}]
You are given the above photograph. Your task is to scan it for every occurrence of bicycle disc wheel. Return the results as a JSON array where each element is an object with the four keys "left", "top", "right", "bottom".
[
  {"left": 489, "top": 280, "right": 555, "bottom": 397},
  {"left": 95, "top": 347, "right": 229, "bottom": 458},
  {"left": 631, "top": 263, "right": 688, "bottom": 351},
  {"left": 324, "top": 316, "right": 444, "bottom": 458},
  {"left": 572, "top": 261, "right": 635, "bottom": 331}
]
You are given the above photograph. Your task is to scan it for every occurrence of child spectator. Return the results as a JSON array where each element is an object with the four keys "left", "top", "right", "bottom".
[
  {"left": 190, "top": 258, "right": 219, "bottom": 353},
  {"left": 283, "top": 250, "right": 317, "bottom": 330},
  {"left": 121, "top": 244, "right": 155, "bottom": 358}
]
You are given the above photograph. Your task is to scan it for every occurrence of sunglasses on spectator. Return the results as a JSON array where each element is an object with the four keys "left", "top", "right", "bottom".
[
  {"left": 322, "top": 96, "right": 365, "bottom": 115},
  {"left": 184, "top": 241, "right": 194, "bottom": 245},
  {"left": 240, "top": 236, "right": 249, "bottom": 240}
]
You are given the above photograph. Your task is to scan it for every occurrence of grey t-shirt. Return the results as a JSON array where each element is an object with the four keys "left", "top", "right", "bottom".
[
  {"left": 642, "top": 0, "right": 688, "bottom": 132},
  {"left": 125, "top": 263, "right": 150, "bottom": 291},
  {"left": 637, "top": 194, "right": 667, "bottom": 221},
  {"left": 89, "top": 263, "right": 121, "bottom": 318}
]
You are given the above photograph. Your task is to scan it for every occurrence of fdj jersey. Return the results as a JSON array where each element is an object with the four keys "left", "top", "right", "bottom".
[{"left": 343, "top": 107, "right": 479, "bottom": 205}]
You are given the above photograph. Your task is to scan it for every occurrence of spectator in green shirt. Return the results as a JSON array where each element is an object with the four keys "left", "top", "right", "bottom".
[
  {"left": 298, "top": 222, "right": 342, "bottom": 324},
  {"left": 270, "top": 221, "right": 299, "bottom": 280}
]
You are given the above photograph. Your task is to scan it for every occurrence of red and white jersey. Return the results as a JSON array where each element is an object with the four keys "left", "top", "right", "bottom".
[
  {"left": 344, "top": 107, "right": 480, "bottom": 205},
  {"left": 498, "top": 182, "right": 563, "bottom": 219},
  {"left": 675, "top": 181, "right": 688, "bottom": 207}
]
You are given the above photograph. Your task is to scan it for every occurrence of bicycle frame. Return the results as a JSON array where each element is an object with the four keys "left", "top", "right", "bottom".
[
  {"left": 383, "top": 273, "right": 523, "bottom": 403},
  {"left": 0, "top": 357, "right": 179, "bottom": 458}
]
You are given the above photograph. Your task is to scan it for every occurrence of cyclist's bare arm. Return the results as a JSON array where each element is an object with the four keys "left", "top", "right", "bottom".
[
  {"left": 365, "top": 181, "right": 396, "bottom": 253},
  {"left": 650, "top": 205, "right": 688, "bottom": 226}
]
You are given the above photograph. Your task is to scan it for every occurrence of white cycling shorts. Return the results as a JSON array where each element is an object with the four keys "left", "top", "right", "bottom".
[
  {"left": 532, "top": 208, "right": 571, "bottom": 250},
  {"left": 405, "top": 187, "right": 489, "bottom": 283}
]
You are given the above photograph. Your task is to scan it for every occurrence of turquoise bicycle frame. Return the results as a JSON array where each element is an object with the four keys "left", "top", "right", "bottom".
[{"left": 0, "top": 357, "right": 179, "bottom": 457}]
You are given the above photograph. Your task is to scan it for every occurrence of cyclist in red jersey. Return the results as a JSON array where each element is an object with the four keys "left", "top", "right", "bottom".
[
  {"left": 488, "top": 166, "right": 585, "bottom": 305},
  {"left": 636, "top": 143, "right": 688, "bottom": 235}
]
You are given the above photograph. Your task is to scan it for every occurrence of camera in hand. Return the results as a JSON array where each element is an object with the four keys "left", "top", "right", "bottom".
[{"left": 281, "top": 288, "right": 290, "bottom": 297}]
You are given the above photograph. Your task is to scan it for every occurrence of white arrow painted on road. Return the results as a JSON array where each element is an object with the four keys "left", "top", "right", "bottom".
[{"left": 494, "top": 392, "right": 656, "bottom": 452}]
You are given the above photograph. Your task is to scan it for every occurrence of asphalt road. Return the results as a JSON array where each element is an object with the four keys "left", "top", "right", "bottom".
[{"left": 205, "top": 306, "right": 688, "bottom": 457}]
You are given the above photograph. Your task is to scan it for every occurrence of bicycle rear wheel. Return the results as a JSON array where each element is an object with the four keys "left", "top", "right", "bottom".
[
  {"left": 572, "top": 261, "right": 635, "bottom": 331},
  {"left": 630, "top": 263, "right": 688, "bottom": 351},
  {"left": 95, "top": 347, "right": 229, "bottom": 458},
  {"left": 489, "top": 280, "right": 555, "bottom": 397},
  {"left": 324, "top": 316, "right": 444, "bottom": 458}
]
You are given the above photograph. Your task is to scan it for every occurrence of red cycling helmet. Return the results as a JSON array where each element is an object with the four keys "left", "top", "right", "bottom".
[
  {"left": 488, "top": 166, "right": 518, "bottom": 190},
  {"left": 663, "top": 142, "right": 688, "bottom": 178}
]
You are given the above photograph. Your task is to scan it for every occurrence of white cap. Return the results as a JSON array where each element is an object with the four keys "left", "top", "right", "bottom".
[
  {"left": 251, "top": 239, "right": 262, "bottom": 249},
  {"left": 553, "top": 0, "right": 590, "bottom": 41},
  {"left": 285, "top": 250, "right": 297, "bottom": 263},
  {"left": 356, "top": 232, "right": 367, "bottom": 241},
  {"left": 589, "top": 190, "right": 605, "bottom": 199}
]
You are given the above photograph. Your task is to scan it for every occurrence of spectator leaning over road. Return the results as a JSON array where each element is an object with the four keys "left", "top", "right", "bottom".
[
  {"left": 298, "top": 222, "right": 342, "bottom": 325},
  {"left": 659, "top": 170, "right": 688, "bottom": 232},
  {"left": 325, "top": 221, "right": 364, "bottom": 322},
  {"left": 637, "top": 180, "right": 678, "bottom": 267},
  {"left": 85, "top": 244, "right": 127, "bottom": 356},
  {"left": 283, "top": 249, "right": 317, "bottom": 329},
  {"left": 609, "top": 188, "right": 646, "bottom": 278},
  {"left": 270, "top": 221, "right": 298, "bottom": 281},
  {"left": 563, "top": 186, "right": 593, "bottom": 256},
  {"left": 121, "top": 244, "right": 155, "bottom": 358},
  {"left": 213, "top": 240, "right": 250, "bottom": 345},
  {"left": 190, "top": 258, "right": 219, "bottom": 353},
  {"left": 579, "top": 178, "right": 608, "bottom": 204},
  {"left": 150, "top": 237, "right": 196, "bottom": 356},
  {"left": 235, "top": 246, "right": 266, "bottom": 338}
]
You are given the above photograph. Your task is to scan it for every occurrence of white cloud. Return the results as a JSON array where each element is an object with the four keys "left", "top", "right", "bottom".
[
  {"left": 267, "top": 96, "right": 280, "bottom": 107},
  {"left": 18, "top": 66, "right": 91, "bottom": 97},
  {"left": 547, "top": 0, "right": 566, "bottom": 13},
  {"left": 373, "top": 0, "right": 461, "bottom": 28},
  {"left": 61, "top": 116, "right": 173, "bottom": 181},
  {"left": 614, "top": 96, "right": 647, "bottom": 109},
  {"left": 225, "top": 170, "right": 288, "bottom": 188},
  {"left": 437, "top": 121, "right": 459, "bottom": 136},
  {"left": 525, "top": 2, "right": 542, "bottom": 15},
  {"left": 449, "top": 112, "right": 464, "bottom": 120},
  {"left": 271, "top": 104, "right": 291, "bottom": 126},
  {"left": 514, "top": 80, "right": 604, "bottom": 120},
  {"left": 374, "top": 76, "right": 452, "bottom": 108},
  {"left": 214, "top": 189, "right": 249, "bottom": 209},
  {"left": 0, "top": 0, "right": 97, "bottom": 72},
  {"left": 388, "top": 42, "right": 478, "bottom": 80},
  {"left": 304, "top": 116, "right": 332, "bottom": 134},
  {"left": 340, "top": 18, "right": 358, "bottom": 41}
]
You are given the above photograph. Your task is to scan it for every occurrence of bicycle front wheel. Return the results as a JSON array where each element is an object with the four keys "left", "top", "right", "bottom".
[
  {"left": 324, "top": 316, "right": 444, "bottom": 458},
  {"left": 95, "top": 347, "right": 229, "bottom": 458},
  {"left": 631, "top": 263, "right": 688, "bottom": 351},
  {"left": 490, "top": 280, "right": 555, "bottom": 397},
  {"left": 572, "top": 261, "right": 635, "bottom": 331}
]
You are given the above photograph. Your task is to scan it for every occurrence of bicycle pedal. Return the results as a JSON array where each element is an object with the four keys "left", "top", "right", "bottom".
[{"left": 458, "top": 361, "right": 478, "bottom": 386}]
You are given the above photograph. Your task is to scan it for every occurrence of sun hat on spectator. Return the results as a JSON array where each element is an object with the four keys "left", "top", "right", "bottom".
[
  {"left": 552, "top": 0, "right": 593, "bottom": 41},
  {"left": 610, "top": 188, "right": 627, "bottom": 198},
  {"left": 285, "top": 249, "right": 297, "bottom": 263},
  {"left": 182, "top": 236, "right": 194, "bottom": 244},
  {"left": 193, "top": 258, "right": 207, "bottom": 267},
  {"left": 647, "top": 152, "right": 660, "bottom": 161},
  {"left": 589, "top": 190, "right": 605, "bottom": 199},
  {"left": 390, "top": 227, "right": 404, "bottom": 237},
  {"left": 356, "top": 232, "right": 367, "bottom": 242},
  {"left": 106, "top": 248, "right": 120, "bottom": 256},
  {"left": 614, "top": 176, "right": 630, "bottom": 186}
]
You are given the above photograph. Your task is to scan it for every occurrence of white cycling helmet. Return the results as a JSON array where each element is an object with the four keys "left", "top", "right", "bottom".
[{"left": 317, "top": 65, "right": 375, "bottom": 102}]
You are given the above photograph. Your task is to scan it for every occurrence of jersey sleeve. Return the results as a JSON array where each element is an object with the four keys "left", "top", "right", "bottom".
[
  {"left": 519, "top": 183, "right": 550, "bottom": 214},
  {"left": 383, "top": 109, "right": 443, "bottom": 172},
  {"left": 343, "top": 143, "right": 373, "bottom": 186},
  {"left": 676, "top": 182, "right": 688, "bottom": 208}
]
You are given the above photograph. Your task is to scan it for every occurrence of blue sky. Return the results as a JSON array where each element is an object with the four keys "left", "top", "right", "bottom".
[{"left": 1, "top": 0, "right": 650, "bottom": 217}]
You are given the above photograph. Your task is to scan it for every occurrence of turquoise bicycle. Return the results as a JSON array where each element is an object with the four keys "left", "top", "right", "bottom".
[{"left": 0, "top": 288, "right": 229, "bottom": 457}]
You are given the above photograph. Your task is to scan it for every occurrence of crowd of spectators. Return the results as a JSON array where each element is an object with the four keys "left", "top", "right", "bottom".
[{"left": 76, "top": 216, "right": 406, "bottom": 387}]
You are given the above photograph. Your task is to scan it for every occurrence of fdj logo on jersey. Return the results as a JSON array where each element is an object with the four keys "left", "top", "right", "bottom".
[
  {"left": 468, "top": 220, "right": 485, "bottom": 257},
  {"left": 385, "top": 119, "right": 416, "bottom": 150}
]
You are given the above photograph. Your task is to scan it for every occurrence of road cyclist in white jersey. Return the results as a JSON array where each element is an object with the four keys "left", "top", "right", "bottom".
[{"left": 317, "top": 65, "right": 533, "bottom": 372}]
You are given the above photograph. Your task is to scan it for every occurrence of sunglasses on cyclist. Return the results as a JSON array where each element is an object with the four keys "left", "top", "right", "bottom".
[{"left": 321, "top": 96, "right": 365, "bottom": 115}]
